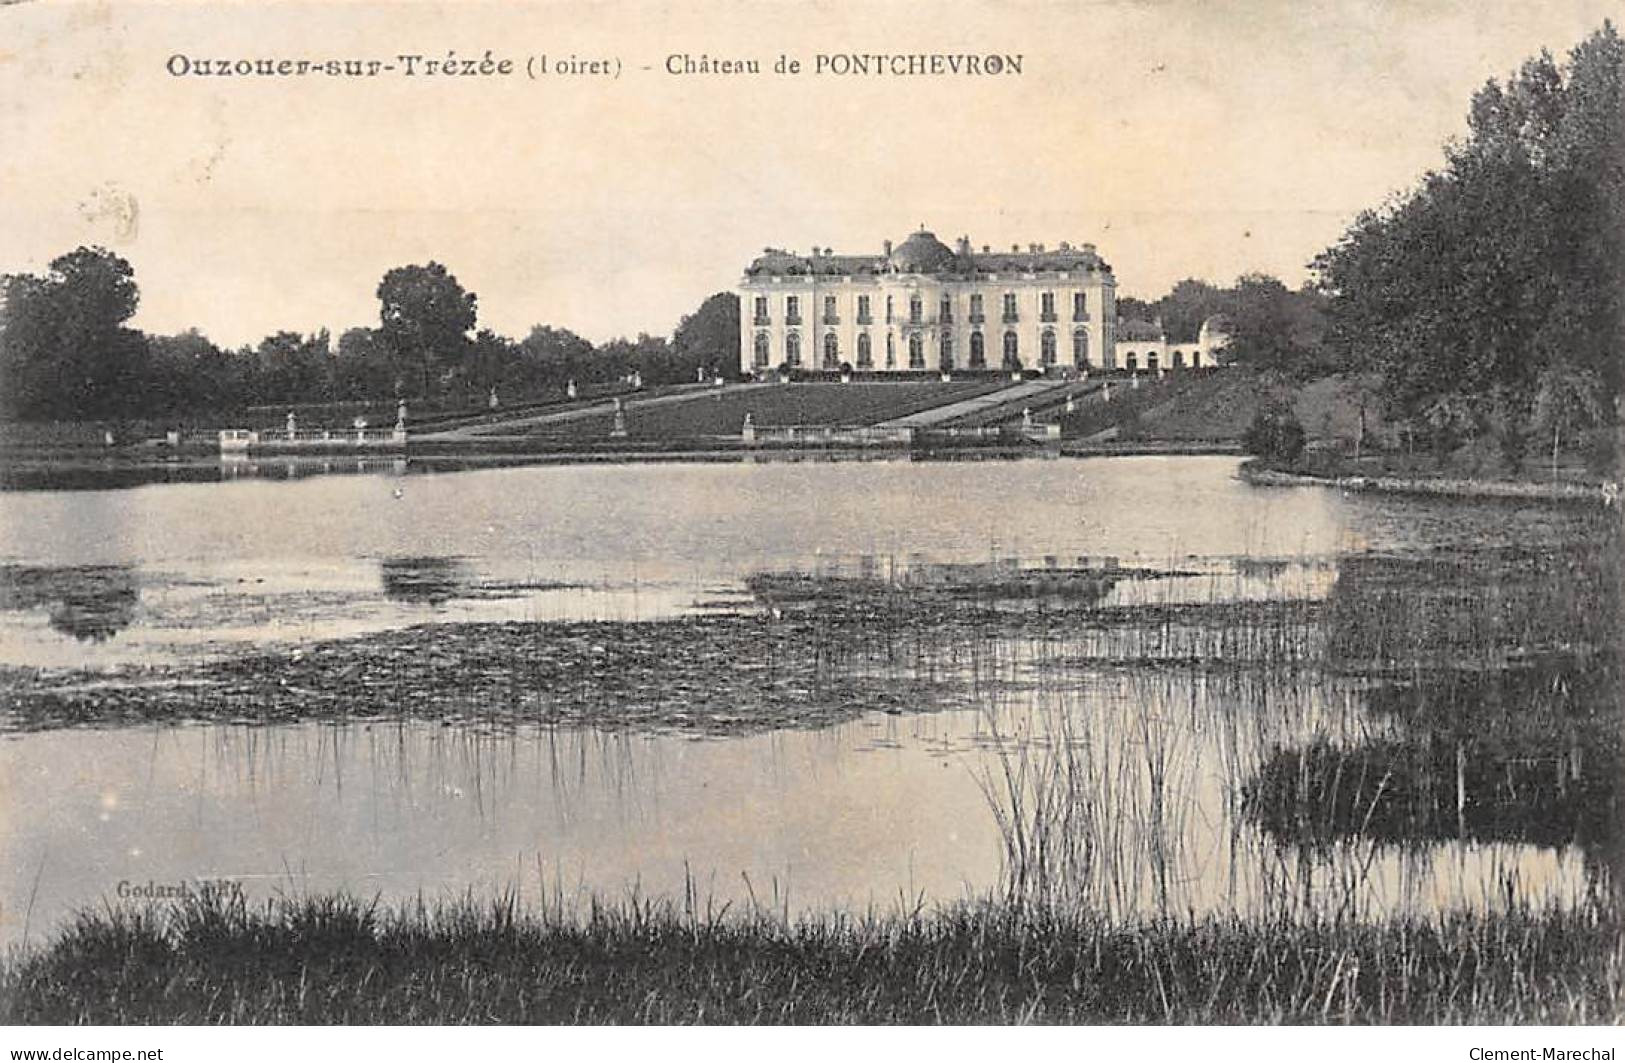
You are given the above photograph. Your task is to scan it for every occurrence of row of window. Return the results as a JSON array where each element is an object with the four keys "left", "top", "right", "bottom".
[
  {"left": 751, "top": 327, "right": 1094, "bottom": 369},
  {"left": 752, "top": 291, "right": 1091, "bottom": 326},
  {"left": 1121, "top": 350, "right": 1201, "bottom": 370}
]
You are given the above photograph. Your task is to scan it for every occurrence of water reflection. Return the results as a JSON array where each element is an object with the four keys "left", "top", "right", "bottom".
[
  {"left": 379, "top": 556, "right": 475, "bottom": 605},
  {"left": 0, "top": 457, "right": 1617, "bottom": 946},
  {"left": 0, "top": 564, "right": 140, "bottom": 642},
  {"left": 1245, "top": 661, "right": 1619, "bottom": 861}
]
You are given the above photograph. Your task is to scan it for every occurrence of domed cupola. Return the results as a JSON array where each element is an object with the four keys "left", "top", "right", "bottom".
[{"left": 888, "top": 228, "right": 956, "bottom": 273}]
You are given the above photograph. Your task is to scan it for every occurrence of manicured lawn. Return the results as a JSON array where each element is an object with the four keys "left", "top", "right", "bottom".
[{"left": 520, "top": 382, "right": 1006, "bottom": 439}]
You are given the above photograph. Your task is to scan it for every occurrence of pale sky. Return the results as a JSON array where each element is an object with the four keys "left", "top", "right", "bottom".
[{"left": 0, "top": 0, "right": 1617, "bottom": 348}]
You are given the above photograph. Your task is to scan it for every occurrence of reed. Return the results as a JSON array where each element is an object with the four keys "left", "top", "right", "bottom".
[{"left": 2, "top": 889, "right": 1618, "bottom": 1024}]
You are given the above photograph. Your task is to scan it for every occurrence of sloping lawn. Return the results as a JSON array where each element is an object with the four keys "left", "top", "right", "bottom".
[{"left": 521, "top": 382, "right": 1004, "bottom": 439}]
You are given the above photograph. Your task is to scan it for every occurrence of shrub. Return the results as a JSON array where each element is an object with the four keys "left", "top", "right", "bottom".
[{"left": 1242, "top": 402, "right": 1306, "bottom": 463}]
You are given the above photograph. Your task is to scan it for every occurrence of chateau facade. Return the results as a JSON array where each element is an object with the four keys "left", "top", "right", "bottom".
[{"left": 738, "top": 229, "right": 1119, "bottom": 376}]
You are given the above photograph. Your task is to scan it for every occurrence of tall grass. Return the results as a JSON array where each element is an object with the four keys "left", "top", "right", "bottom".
[{"left": 2, "top": 889, "right": 1618, "bottom": 1024}]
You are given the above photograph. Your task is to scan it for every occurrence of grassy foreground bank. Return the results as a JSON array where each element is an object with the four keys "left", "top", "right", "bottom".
[{"left": 2, "top": 893, "right": 1619, "bottom": 1024}]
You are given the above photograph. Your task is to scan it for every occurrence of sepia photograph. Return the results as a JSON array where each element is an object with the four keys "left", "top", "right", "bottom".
[{"left": 0, "top": 0, "right": 1621, "bottom": 1044}]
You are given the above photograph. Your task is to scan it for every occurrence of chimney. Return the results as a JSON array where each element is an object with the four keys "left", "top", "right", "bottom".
[
  {"left": 956, "top": 235, "right": 971, "bottom": 255},
  {"left": 810, "top": 245, "right": 821, "bottom": 257},
  {"left": 883, "top": 239, "right": 893, "bottom": 256},
  {"left": 982, "top": 245, "right": 991, "bottom": 254}
]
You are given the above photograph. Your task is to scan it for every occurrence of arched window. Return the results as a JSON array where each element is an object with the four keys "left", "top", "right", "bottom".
[
  {"left": 1125, "top": 351, "right": 1138, "bottom": 371},
  {"left": 885, "top": 333, "right": 896, "bottom": 368},
  {"left": 785, "top": 331, "right": 801, "bottom": 366},
  {"left": 909, "top": 295, "right": 922, "bottom": 324},
  {"left": 941, "top": 332, "right": 955, "bottom": 370},
  {"left": 1191, "top": 351, "right": 1201, "bottom": 368},
  {"left": 1172, "top": 350, "right": 1184, "bottom": 368},
  {"left": 857, "top": 333, "right": 873, "bottom": 368},
  {"left": 908, "top": 333, "right": 924, "bottom": 368},
  {"left": 1147, "top": 352, "right": 1159, "bottom": 372},
  {"left": 1003, "top": 330, "right": 1020, "bottom": 368},
  {"left": 1040, "top": 329, "right": 1057, "bottom": 366},
  {"left": 970, "top": 331, "right": 986, "bottom": 368},
  {"left": 753, "top": 332, "right": 771, "bottom": 367},
  {"left": 823, "top": 332, "right": 839, "bottom": 368},
  {"left": 1073, "top": 328, "right": 1089, "bottom": 367}
]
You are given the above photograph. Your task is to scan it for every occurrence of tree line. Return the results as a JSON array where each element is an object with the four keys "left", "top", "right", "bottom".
[
  {"left": 1124, "top": 23, "right": 1621, "bottom": 469},
  {"left": 1116, "top": 274, "right": 1332, "bottom": 376},
  {"left": 0, "top": 255, "right": 742, "bottom": 422},
  {"left": 1312, "top": 22, "right": 1621, "bottom": 466}
]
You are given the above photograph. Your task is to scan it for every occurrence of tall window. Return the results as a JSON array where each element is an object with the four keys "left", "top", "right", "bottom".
[
  {"left": 753, "top": 332, "right": 770, "bottom": 367},
  {"left": 857, "top": 295, "right": 872, "bottom": 323},
  {"left": 941, "top": 332, "right": 954, "bottom": 370},
  {"left": 1041, "top": 329, "right": 1056, "bottom": 365},
  {"left": 885, "top": 333, "right": 896, "bottom": 367},
  {"left": 754, "top": 296, "right": 769, "bottom": 323},
  {"left": 908, "top": 333, "right": 924, "bottom": 368},
  {"left": 1002, "top": 292, "right": 1018, "bottom": 322},
  {"left": 824, "top": 332, "right": 840, "bottom": 368},
  {"left": 1072, "top": 292, "right": 1087, "bottom": 320},
  {"left": 1125, "top": 351, "right": 1138, "bottom": 371},
  {"left": 1040, "top": 292, "right": 1056, "bottom": 322},
  {"left": 1147, "top": 352, "right": 1159, "bottom": 372},
  {"left": 909, "top": 294, "right": 922, "bottom": 324},
  {"left": 1172, "top": 350, "right": 1184, "bottom": 368},
  {"left": 885, "top": 295, "right": 894, "bottom": 324},
  {"left": 969, "top": 293, "right": 984, "bottom": 322},
  {"left": 1072, "top": 328, "right": 1089, "bottom": 367},
  {"left": 940, "top": 296, "right": 953, "bottom": 323},
  {"left": 823, "top": 295, "right": 838, "bottom": 323},
  {"left": 785, "top": 295, "right": 800, "bottom": 324},
  {"left": 857, "top": 333, "right": 873, "bottom": 367},
  {"left": 785, "top": 331, "right": 801, "bottom": 366},
  {"left": 1003, "top": 330, "right": 1020, "bottom": 367},
  {"left": 969, "top": 331, "right": 986, "bottom": 368}
]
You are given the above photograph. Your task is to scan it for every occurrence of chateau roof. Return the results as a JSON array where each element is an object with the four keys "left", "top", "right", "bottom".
[{"left": 744, "top": 228, "right": 1110, "bottom": 278}]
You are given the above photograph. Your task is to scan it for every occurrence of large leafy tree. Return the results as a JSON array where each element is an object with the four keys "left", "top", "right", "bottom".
[
  {"left": 1314, "top": 23, "right": 1623, "bottom": 445},
  {"left": 376, "top": 262, "right": 477, "bottom": 400},
  {"left": 145, "top": 329, "right": 245, "bottom": 415},
  {"left": 671, "top": 291, "right": 740, "bottom": 381},
  {"left": 251, "top": 330, "right": 332, "bottom": 406},
  {"left": 0, "top": 246, "right": 147, "bottom": 420},
  {"left": 1222, "top": 274, "right": 1329, "bottom": 376},
  {"left": 516, "top": 325, "right": 595, "bottom": 392}
]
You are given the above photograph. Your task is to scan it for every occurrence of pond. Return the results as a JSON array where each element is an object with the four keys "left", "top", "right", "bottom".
[{"left": 0, "top": 456, "right": 1615, "bottom": 947}]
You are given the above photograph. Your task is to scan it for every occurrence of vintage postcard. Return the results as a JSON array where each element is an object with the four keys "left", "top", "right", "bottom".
[{"left": 0, "top": 0, "right": 1621, "bottom": 1046}]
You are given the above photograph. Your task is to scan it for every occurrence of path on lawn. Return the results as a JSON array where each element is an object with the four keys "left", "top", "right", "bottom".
[
  {"left": 878, "top": 379, "right": 1077, "bottom": 427},
  {"left": 418, "top": 383, "right": 772, "bottom": 440}
]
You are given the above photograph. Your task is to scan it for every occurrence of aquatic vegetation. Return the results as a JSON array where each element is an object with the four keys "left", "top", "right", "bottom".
[{"left": 2, "top": 890, "right": 1617, "bottom": 1024}]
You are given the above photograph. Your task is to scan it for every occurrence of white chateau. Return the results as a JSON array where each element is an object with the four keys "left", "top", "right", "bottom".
[{"left": 738, "top": 229, "right": 1119, "bottom": 376}]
